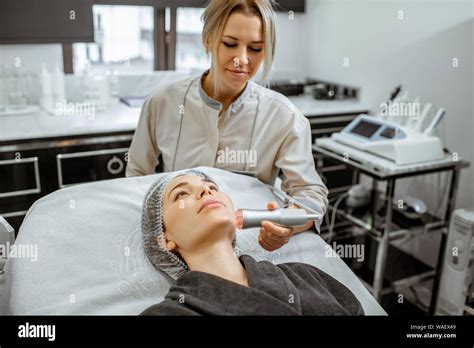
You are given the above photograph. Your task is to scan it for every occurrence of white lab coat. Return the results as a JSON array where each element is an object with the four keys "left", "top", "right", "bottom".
[{"left": 126, "top": 71, "right": 328, "bottom": 224}]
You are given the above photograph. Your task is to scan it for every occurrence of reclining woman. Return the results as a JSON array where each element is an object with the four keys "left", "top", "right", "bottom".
[{"left": 141, "top": 169, "right": 364, "bottom": 316}]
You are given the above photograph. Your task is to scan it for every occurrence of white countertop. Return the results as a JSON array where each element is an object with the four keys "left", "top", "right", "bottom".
[
  {"left": 0, "top": 95, "right": 371, "bottom": 143},
  {"left": 0, "top": 101, "right": 141, "bottom": 142},
  {"left": 289, "top": 95, "right": 370, "bottom": 116}
]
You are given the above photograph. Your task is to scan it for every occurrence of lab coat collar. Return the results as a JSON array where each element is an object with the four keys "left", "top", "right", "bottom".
[{"left": 198, "top": 69, "right": 252, "bottom": 114}]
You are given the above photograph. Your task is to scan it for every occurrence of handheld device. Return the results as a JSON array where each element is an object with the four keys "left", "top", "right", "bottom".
[{"left": 235, "top": 208, "right": 322, "bottom": 229}]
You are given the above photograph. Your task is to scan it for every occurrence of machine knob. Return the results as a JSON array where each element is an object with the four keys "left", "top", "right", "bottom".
[{"left": 107, "top": 156, "right": 124, "bottom": 175}]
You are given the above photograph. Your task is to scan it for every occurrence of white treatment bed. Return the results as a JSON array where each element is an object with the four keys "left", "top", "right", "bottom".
[{"left": 0, "top": 167, "right": 386, "bottom": 315}]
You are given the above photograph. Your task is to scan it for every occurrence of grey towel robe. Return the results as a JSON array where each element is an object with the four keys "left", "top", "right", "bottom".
[{"left": 141, "top": 255, "right": 364, "bottom": 316}]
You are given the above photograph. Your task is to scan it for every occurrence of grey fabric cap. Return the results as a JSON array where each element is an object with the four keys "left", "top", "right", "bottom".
[{"left": 142, "top": 169, "right": 238, "bottom": 280}]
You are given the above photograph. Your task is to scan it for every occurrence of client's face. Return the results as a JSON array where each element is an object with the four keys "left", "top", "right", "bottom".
[{"left": 161, "top": 175, "right": 236, "bottom": 253}]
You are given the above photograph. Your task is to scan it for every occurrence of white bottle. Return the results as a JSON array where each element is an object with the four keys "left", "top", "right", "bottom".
[
  {"left": 106, "top": 69, "right": 119, "bottom": 105},
  {"left": 40, "top": 64, "right": 53, "bottom": 111},
  {"left": 0, "top": 65, "right": 5, "bottom": 112},
  {"left": 52, "top": 67, "right": 66, "bottom": 106},
  {"left": 106, "top": 70, "right": 118, "bottom": 96},
  {"left": 84, "top": 75, "right": 108, "bottom": 111}
]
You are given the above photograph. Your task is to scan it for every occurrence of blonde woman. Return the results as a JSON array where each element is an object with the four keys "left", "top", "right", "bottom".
[{"left": 126, "top": 0, "right": 328, "bottom": 251}]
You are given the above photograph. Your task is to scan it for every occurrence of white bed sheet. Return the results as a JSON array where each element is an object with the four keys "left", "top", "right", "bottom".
[{"left": 0, "top": 167, "right": 386, "bottom": 315}]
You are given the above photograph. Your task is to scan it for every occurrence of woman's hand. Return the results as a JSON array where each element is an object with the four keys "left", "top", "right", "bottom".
[
  {"left": 258, "top": 201, "right": 294, "bottom": 251},
  {"left": 258, "top": 201, "right": 315, "bottom": 251}
]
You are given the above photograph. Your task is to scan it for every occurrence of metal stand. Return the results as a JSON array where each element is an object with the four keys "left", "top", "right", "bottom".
[
  {"left": 373, "top": 179, "right": 395, "bottom": 301},
  {"left": 313, "top": 142, "right": 469, "bottom": 314}
]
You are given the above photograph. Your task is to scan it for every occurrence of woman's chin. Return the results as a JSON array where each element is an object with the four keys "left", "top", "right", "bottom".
[
  {"left": 223, "top": 74, "right": 248, "bottom": 90},
  {"left": 201, "top": 213, "right": 236, "bottom": 232}
]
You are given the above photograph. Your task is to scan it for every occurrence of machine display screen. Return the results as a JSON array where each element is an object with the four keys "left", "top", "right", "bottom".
[{"left": 350, "top": 120, "right": 381, "bottom": 138}]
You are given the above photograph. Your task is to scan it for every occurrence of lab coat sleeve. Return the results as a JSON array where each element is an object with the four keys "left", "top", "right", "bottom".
[
  {"left": 275, "top": 113, "right": 329, "bottom": 232},
  {"left": 125, "top": 96, "right": 161, "bottom": 177}
]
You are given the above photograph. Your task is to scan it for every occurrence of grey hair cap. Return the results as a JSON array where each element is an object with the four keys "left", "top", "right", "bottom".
[{"left": 142, "top": 169, "right": 238, "bottom": 280}]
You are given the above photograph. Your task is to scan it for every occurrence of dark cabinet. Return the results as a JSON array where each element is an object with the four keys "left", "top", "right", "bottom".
[
  {"left": 272, "top": 0, "right": 305, "bottom": 13},
  {"left": 309, "top": 114, "right": 362, "bottom": 194},
  {"left": 0, "top": 0, "right": 94, "bottom": 43},
  {"left": 0, "top": 133, "right": 133, "bottom": 235},
  {"left": 97, "top": 0, "right": 305, "bottom": 12}
]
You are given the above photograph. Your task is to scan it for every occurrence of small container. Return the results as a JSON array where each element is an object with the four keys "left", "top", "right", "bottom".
[
  {"left": 40, "top": 65, "right": 53, "bottom": 111},
  {"left": 7, "top": 70, "right": 27, "bottom": 110},
  {"left": 52, "top": 67, "right": 66, "bottom": 105},
  {"left": 83, "top": 73, "right": 110, "bottom": 111}
]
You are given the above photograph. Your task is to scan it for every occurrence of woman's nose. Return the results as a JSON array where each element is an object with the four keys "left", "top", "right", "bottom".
[
  {"left": 198, "top": 185, "right": 213, "bottom": 198},
  {"left": 235, "top": 50, "right": 249, "bottom": 66}
]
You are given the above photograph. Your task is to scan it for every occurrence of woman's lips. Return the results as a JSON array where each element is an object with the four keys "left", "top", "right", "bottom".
[
  {"left": 227, "top": 69, "right": 248, "bottom": 78},
  {"left": 198, "top": 199, "right": 226, "bottom": 214}
]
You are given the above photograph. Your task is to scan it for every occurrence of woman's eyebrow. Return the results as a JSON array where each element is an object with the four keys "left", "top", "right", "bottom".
[
  {"left": 222, "top": 35, "right": 263, "bottom": 44},
  {"left": 203, "top": 179, "right": 219, "bottom": 189},
  {"left": 168, "top": 181, "right": 189, "bottom": 200}
]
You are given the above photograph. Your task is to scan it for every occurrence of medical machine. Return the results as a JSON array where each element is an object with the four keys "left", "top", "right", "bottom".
[
  {"left": 328, "top": 90, "right": 446, "bottom": 165},
  {"left": 235, "top": 208, "right": 322, "bottom": 229},
  {"left": 331, "top": 114, "right": 445, "bottom": 165},
  {"left": 436, "top": 209, "right": 474, "bottom": 315}
]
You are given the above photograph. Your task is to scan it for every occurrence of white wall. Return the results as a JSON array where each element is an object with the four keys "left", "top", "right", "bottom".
[
  {"left": 269, "top": 12, "right": 310, "bottom": 81},
  {"left": 304, "top": 0, "right": 474, "bottom": 211}
]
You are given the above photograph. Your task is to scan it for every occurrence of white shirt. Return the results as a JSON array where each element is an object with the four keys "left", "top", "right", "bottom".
[{"left": 126, "top": 71, "right": 328, "bottom": 226}]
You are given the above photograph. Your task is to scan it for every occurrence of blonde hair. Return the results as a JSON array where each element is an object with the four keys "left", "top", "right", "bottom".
[{"left": 201, "top": 0, "right": 276, "bottom": 97}]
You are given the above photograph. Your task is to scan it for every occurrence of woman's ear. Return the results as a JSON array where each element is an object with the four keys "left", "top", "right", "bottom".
[
  {"left": 164, "top": 233, "right": 177, "bottom": 251},
  {"left": 166, "top": 240, "right": 177, "bottom": 252},
  {"left": 156, "top": 235, "right": 177, "bottom": 251}
]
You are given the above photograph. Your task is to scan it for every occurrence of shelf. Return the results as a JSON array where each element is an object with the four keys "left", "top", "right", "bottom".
[
  {"left": 315, "top": 141, "right": 470, "bottom": 315},
  {"left": 396, "top": 282, "right": 431, "bottom": 313},
  {"left": 326, "top": 197, "right": 446, "bottom": 240}
]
